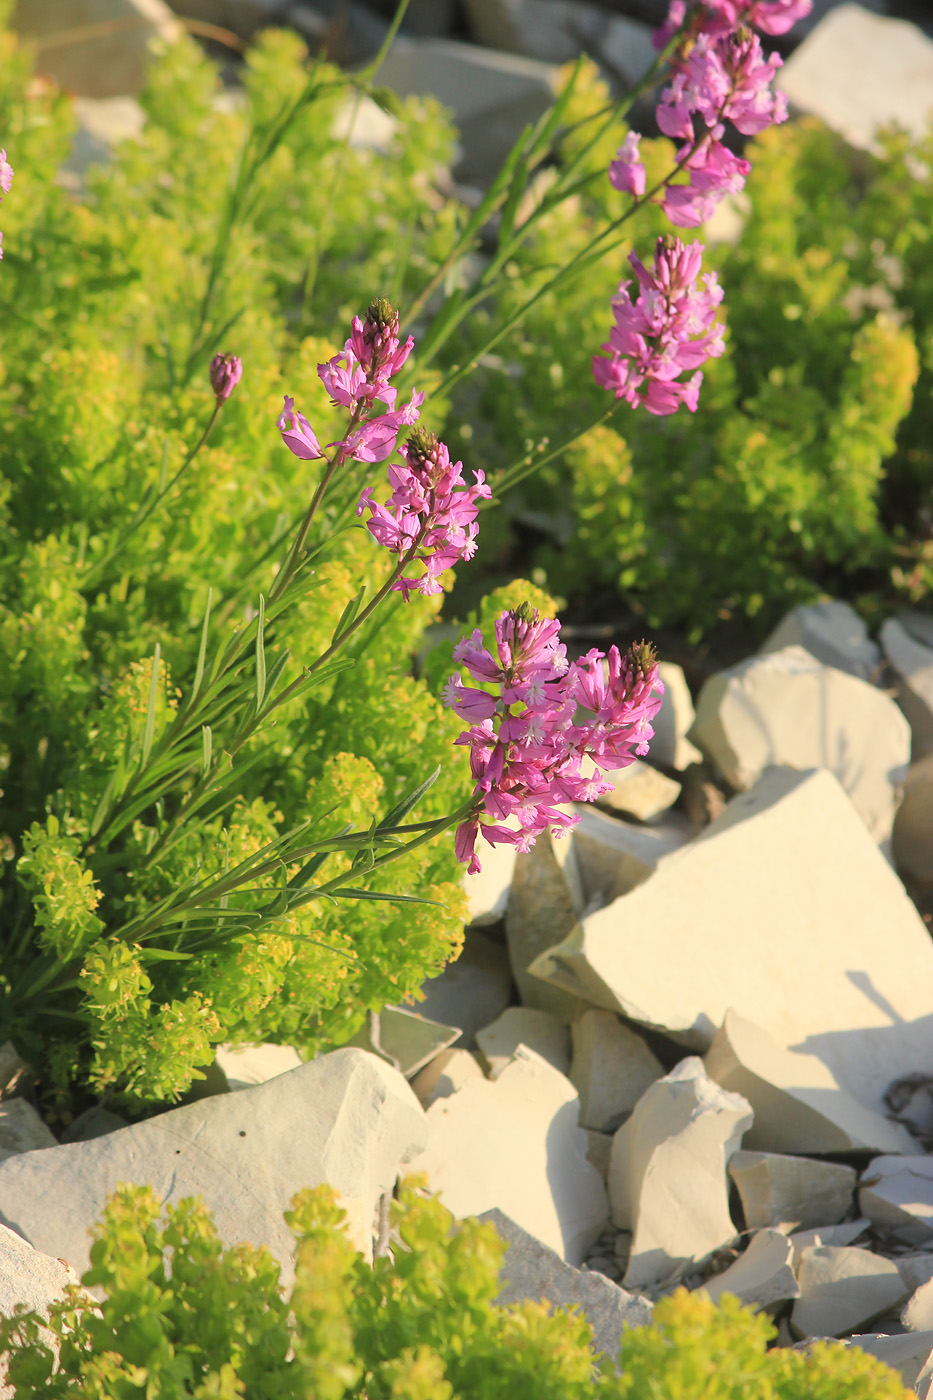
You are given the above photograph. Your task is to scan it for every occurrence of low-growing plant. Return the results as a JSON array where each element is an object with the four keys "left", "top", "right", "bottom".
[{"left": 0, "top": 1178, "right": 912, "bottom": 1398}]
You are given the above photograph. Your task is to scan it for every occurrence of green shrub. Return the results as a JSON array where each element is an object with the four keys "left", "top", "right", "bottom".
[{"left": 0, "top": 1179, "right": 912, "bottom": 1398}]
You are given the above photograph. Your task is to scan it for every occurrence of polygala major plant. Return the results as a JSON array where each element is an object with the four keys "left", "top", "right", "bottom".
[{"left": 0, "top": 0, "right": 814, "bottom": 1112}]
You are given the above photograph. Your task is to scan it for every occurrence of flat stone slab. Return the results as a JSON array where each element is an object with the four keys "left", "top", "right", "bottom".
[
  {"left": 409, "top": 1048, "right": 485, "bottom": 1109},
  {"left": 476, "top": 1007, "right": 571, "bottom": 1078},
  {"left": 0, "top": 1223, "right": 86, "bottom": 1398},
  {"left": 0, "top": 1049, "right": 426, "bottom": 1281},
  {"left": 407, "top": 1045, "right": 608, "bottom": 1265},
  {"left": 530, "top": 767, "right": 933, "bottom": 1116},
  {"left": 214, "top": 1042, "right": 303, "bottom": 1090},
  {"left": 689, "top": 646, "right": 909, "bottom": 843},
  {"left": 761, "top": 601, "right": 881, "bottom": 680},
  {"left": 462, "top": 838, "right": 517, "bottom": 926},
  {"left": 609, "top": 1057, "right": 751, "bottom": 1290},
  {"left": 0, "top": 1099, "right": 57, "bottom": 1160},
  {"left": 706, "top": 1011, "right": 917, "bottom": 1156},
  {"left": 700, "top": 1228, "right": 799, "bottom": 1309},
  {"left": 792, "top": 1245, "right": 909, "bottom": 1338},
  {"left": 507, "top": 832, "right": 588, "bottom": 1024},
  {"left": 596, "top": 760, "right": 681, "bottom": 822},
  {"left": 346, "top": 1006, "right": 461, "bottom": 1077},
  {"left": 480, "top": 1207, "right": 652, "bottom": 1368},
  {"left": 565, "top": 805, "right": 693, "bottom": 911},
  {"left": 778, "top": 4, "right": 933, "bottom": 151},
  {"left": 860, "top": 1157, "right": 933, "bottom": 1244},
  {"left": 849, "top": 1331, "right": 933, "bottom": 1398},
  {"left": 652, "top": 662, "right": 702, "bottom": 771},
  {"left": 570, "top": 1011, "right": 663, "bottom": 1133},
  {"left": 416, "top": 926, "right": 513, "bottom": 1049},
  {"left": 728, "top": 1149, "right": 857, "bottom": 1232},
  {"left": 882, "top": 618, "right": 933, "bottom": 758}
]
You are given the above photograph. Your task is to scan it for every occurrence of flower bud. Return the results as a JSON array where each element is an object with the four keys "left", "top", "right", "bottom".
[
  {"left": 210, "top": 352, "right": 242, "bottom": 404},
  {"left": 364, "top": 297, "right": 400, "bottom": 346},
  {"left": 403, "top": 425, "right": 441, "bottom": 471},
  {"left": 626, "top": 639, "right": 659, "bottom": 678}
]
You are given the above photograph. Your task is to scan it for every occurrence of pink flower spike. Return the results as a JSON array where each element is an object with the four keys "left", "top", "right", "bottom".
[
  {"left": 608, "top": 133, "right": 646, "bottom": 198},
  {"left": 209, "top": 352, "right": 242, "bottom": 405},
  {"left": 277, "top": 396, "right": 324, "bottom": 460},
  {"left": 0, "top": 150, "right": 12, "bottom": 198}
]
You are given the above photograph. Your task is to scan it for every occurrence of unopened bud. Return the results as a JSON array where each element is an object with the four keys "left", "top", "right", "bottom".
[
  {"left": 365, "top": 297, "right": 399, "bottom": 344},
  {"left": 404, "top": 425, "right": 440, "bottom": 470},
  {"left": 514, "top": 601, "right": 539, "bottom": 626},
  {"left": 626, "top": 639, "right": 658, "bottom": 678},
  {"left": 210, "top": 352, "right": 242, "bottom": 405}
]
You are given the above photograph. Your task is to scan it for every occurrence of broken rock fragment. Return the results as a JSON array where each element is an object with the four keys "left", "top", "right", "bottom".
[
  {"left": 596, "top": 760, "right": 681, "bottom": 822},
  {"left": 608, "top": 1057, "right": 752, "bottom": 1290},
  {"left": 651, "top": 661, "right": 702, "bottom": 770},
  {"left": 893, "top": 753, "right": 933, "bottom": 893},
  {"left": 860, "top": 1157, "right": 933, "bottom": 1245},
  {"left": 407, "top": 1045, "right": 609, "bottom": 1265},
  {"left": 408, "top": 1048, "right": 485, "bottom": 1110},
  {"left": 706, "top": 1011, "right": 918, "bottom": 1156},
  {"left": 728, "top": 1149, "right": 857, "bottom": 1231},
  {"left": 760, "top": 600, "right": 880, "bottom": 680},
  {"left": 699, "top": 1228, "right": 799, "bottom": 1309},
  {"left": 881, "top": 618, "right": 933, "bottom": 757},
  {"left": 416, "top": 926, "right": 513, "bottom": 1048},
  {"left": 569, "top": 805, "right": 692, "bottom": 910},
  {"left": 506, "top": 832, "right": 588, "bottom": 1024},
  {"left": 530, "top": 767, "right": 933, "bottom": 1117},
  {"left": 569, "top": 1010, "right": 664, "bottom": 1133},
  {"left": 792, "top": 1245, "right": 909, "bottom": 1339},
  {"left": 689, "top": 645, "right": 909, "bottom": 844},
  {"left": 476, "top": 1007, "right": 571, "bottom": 1078}
]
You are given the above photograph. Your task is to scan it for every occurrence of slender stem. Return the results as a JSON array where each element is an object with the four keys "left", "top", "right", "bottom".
[
  {"left": 269, "top": 453, "right": 342, "bottom": 603},
  {"left": 485, "top": 400, "right": 621, "bottom": 504},
  {"left": 356, "top": 0, "right": 410, "bottom": 81}
]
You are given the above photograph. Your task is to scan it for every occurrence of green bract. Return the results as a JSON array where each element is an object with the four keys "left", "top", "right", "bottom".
[{"left": 0, "top": 1180, "right": 913, "bottom": 1398}]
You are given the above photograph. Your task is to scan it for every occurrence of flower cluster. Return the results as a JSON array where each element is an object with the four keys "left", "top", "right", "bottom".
[
  {"left": 0, "top": 148, "right": 13, "bottom": 261},
  {"left": 277, "top": 298, "right": 424, "bottom": 469},
  {"left": 357, "top": 426, "right": 491, "bottom": 599},
  {"left": 593, "top": 234, "right": 725, "bottom": 414},
  {"left": 597, "top": 0, "right": 809, "bottom": 414},
  {"left": 443, "top": 604, "right": 665, "bottom": 874},
  {"left": 209, "top": 352, "right": 242, "bottom": 405}
]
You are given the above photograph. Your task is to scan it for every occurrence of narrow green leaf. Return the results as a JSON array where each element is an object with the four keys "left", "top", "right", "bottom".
[
  {"left": 190, "top": 587, "right": 213, "bottom": 703},
  {"left": 327, "top": 889, "right": 445, "bottom": 906},
  {"left": 140, "top": 642, "right": 161, "bottom": 769},
  {"left": 137, "top": 947, "right": 194, "bottom": 964},
  {"left": 377, "top": 766, "right": 441, "bottom": 832},
  {"left": 201, "top": 724, "right": 212, "bottom": 776},
  {"left": 255, "top": 593, "right": 267, "bottom": 711},
  {"left": 331, "top": 586, "right": 366, "bottom": 646},
  {"left": 260, "top": 649, "right": 292, "bottom": 713},
  {"left": 281, "top": 656, "right": 356, "bottom": 706},
  {"left": 88, "top": 768, "right": 119, "bottom": 840}
]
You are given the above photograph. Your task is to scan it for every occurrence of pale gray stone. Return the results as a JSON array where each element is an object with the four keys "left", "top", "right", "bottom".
[
  {"left": 0, "top": 1044, "right": 27, "bottom": 1099},
  {"left": 12, "top": 0, "right": 181, "bottom": 98},
  {"left": 596, "top": 760, "right": 681, "bottom": 822},
  {"left": 476, "top": 1007, "right": 571, "bottom": 1078},
  {"left": 407, "top": 1045, "right": 609, "bottom": 1265},
  {"left": 651, "top": 662, "right": 702, "bottom": 771},
  {"left": 689, "top": 646, "right": 909, "bottom": 844},
  {"left": 761, "top": 601, "right": 880, "bottom": 680},
  {"left": 214, "top": 1042, "right": 303, "bottom": 1091},
  {"left": 570, "top": 1011, "right": 663, "bottom": 1133},
  {"left": 0, "top": 1049, "right": 426, "bottom": 1281},
  {"left": 416, "top": 926, "right": 513, "bottom": 1049},
  {"left": 583, "top": 1129, "right": 614, "bottom": 1182},
  {"left": 507, "top": 832, "right": 588, "bottom": 1024},
  {"left": 849, "top": 1332, "right": 933, "bottom": 1398},
  {"left": 560, "top": 804, "right": 692, "bottom": 914},
  {"left": 789, "top": 1220, "right": 871, "bottom": 1270},
  {"left": 898, "top": 1252, "right": 933, "bottom": 1294},
  {"left": 609, "top": 1057, "right": 752, "bottom": 1290},
  {"left": 882, "top": 618, "right": 933, "bottom": 758},
  {"left": 408, "top": 1048, "right": 485, "bottom": 1110},
  {"left": 700, "top": 1229, "right": 799, "bottom": 1309},
  {"left": 792, "top": 1245, "right": 909, "bottom": 1339},
  {"left": 0, "top": 1100, "right": 57, "bottom": 1160},
  {"left": 728, "top": 1149, "right": 856, "bottom": 1231},
  {"left": 463, "top": 839, "right": 517, "bottom": 926},
  {"left": 530, "top": 767, "right": 933, "bottom": 1117},
  {"left": 778, "top": 5, "right": 933, "bottom": 152},
  {"left": 706, "top": 1011, "right": 918, "bottom": 1156},
  {"left": 346, "top": 1006, "right": 460, "bottom": 1078},
  {"left": 463, "top": 0, "right": 655, "bottom": 86},
  {"left": 861, "top": 1157, "right": 933, "bottom": 1245},
  {"left": 903, "top": 1277, "right": 933, "bottom": 1332},
  {"left": 894, "top": 754, "right": 933, "bottom": 892},
  {"left": 480, "top": 1208, "right": 652, "bottom": 1369},
  {"left": 0, "top": 1225, "right": 85, "bottom": 1400}
]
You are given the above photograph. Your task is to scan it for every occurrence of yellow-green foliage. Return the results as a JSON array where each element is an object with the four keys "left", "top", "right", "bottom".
[{"left": 0, "top": 1180, "right": 912, "bottom": 1399}]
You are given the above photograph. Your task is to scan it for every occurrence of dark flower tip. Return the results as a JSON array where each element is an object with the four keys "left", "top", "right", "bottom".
[
  {"left": 627, "top": 639, "right": 659, "bottom": 677},
  {"left": 365, "top": 297, "right": 399, "bottom": 338},
  {"left": 404, "top": 425, "right": 440, "bottom": 468},
  {"left": 514, "top": 601, "right": 539, "bottom": 626},
  {"left": 210, "top": 352, "right": 242, "bottom": 404}
]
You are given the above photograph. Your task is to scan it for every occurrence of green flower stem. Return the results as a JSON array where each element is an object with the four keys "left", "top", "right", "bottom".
[{"left": 484, "top": 399, "right": 622, "bottom": 503}]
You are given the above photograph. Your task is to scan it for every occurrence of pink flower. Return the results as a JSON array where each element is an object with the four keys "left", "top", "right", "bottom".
[
  {"left": 608, "top": 132, "right": 646, "bottom": 198},
  {"left": 277, "top": 395, "right": 324, "bottom": 460},
  {"left": 209, "top": 352, "right": 242, "bottom": 404},
  {"left": 445, "top": 608, "right": 665, "bottom": 873},
  {"left": 0, "top": 150, "right": 12, "bottom": 198},
  {"left": 593, "top": 235, "right": 724, "bottom": 415},
  {"left": 357, "top": 428, "right": 491, "bottom": 599}
]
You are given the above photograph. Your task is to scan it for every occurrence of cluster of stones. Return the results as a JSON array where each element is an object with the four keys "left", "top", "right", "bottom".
[{"left": 3, "top": 598, "right": 933, "bottom": 1394}]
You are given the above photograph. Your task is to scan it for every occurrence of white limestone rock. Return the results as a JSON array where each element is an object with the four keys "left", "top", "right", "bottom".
[
  {"left": 214, "top": 1042, "right": 303, "bottom": 1091},
  {"left": 596, "top": 760, "right": 681, "bottom": 823},
  {"left": 569, "top": 1011, "right": 664, "bottom": 1133},
  {"left": 860, "top": 1157, "right": 933, "bottom": 1245},
  {"left": 728, "top": 1149, "right": 857, "bottom": 1231},
  {"left": 893, "top": 753, "right": 933, "bottom": 892},
  {"left": 480, "top": 1207, "right": 652, "bottom": 1368},
  {"left": 700, "top": 1228, "right": 799, "bottom": 1309},
  {"left": 0, "top": 1225, "right": 86, "bottom": 1399},
  {"left": 463, "top": 0, "right": 655, "bottom": 87},
  {"left": 346, "top": 1006, "right": 461, "bottom": 1078},
  {"left": 903, "top": 1277, "right": 933, "bottom": 1332},
  {"left": 476, "top": 1007, "right": 571, "bottom": 1078},
  {"left": 463, "top": 839, "right": 517, "bottom": 926},
  {"left": 849, "top": 1331, "right": 933, "bottom": 1399},
  {"left": 0, "top": 1099, "right": 57, "bottom": 1159},
  {"left": 12, "top": 0, "right": 181, "bottom": 98},
  {"left": 409, "top": 1048, "right": 485, "bottom": 1110},
  {"left": 792, "top": 1245, "right": 909, "bottom": 1339},
  {"left": 584, "top": 1129, "right": 614, "bottom": 1182},
  {"left": 608, "top": 1057, "right": 752, "bottom": 1290},
  {"left": 706, "top": 1011, "right": 918, "bottom": 1156},
  {"left": 789, "top": 1220, "right": 872, "bottom": 1269},
  {"left": 530, "top": 767, "right": 933, "bottom": 1117},
  {"left": 0, "top": 1043, "right": 27, "bottom": 1098},
  {"left": 565, "top": 805, "right": 692, "bottom": 912},
  {"left": 761, "top": 600, "right": 880, "bottom": 680},
  {"left": 653, "top": 662, "right": 703, "bottom": 771},
  {"left": 778, "top": 5, "right": 933, "bottom": 152},
  {"left": 416, "top": 926, "right": 513, "bottom": 1049},
  {"left": 0, "top": 1049, "right": 426, "bottom": 1280},
  {"left": 407, "top": 1045, "right": 609, "bottom": 1265},
  {"left": 689, "top": 645, "right": 909, "bottom": 844},
  {"left": 507, "top": 832, "right": 588, "bottom": 1024},
  {"left": 898, "top": 1251, "right": 933, "bottom": 1294},
  {"left": 882, "top": 618, "right": 933, "bottom": 758}
]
